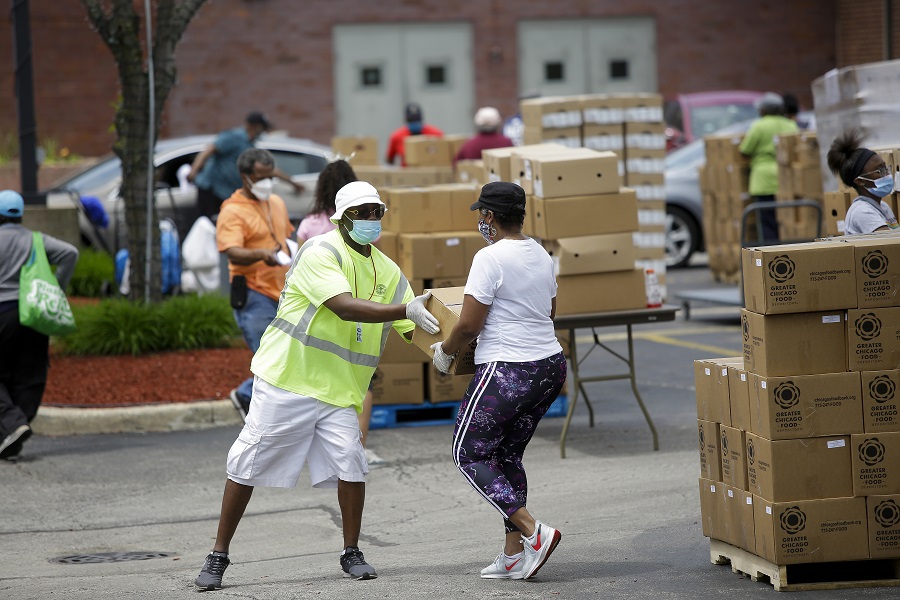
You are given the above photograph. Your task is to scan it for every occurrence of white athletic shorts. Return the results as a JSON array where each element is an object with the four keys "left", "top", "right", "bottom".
[{"left": 226, "top": 377, "right": 368, "bottom": 489}]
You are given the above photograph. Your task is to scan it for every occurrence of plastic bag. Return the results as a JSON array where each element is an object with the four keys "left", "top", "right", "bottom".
[{"left": 19, "top": 232, "right": 77, "bottom": 336}]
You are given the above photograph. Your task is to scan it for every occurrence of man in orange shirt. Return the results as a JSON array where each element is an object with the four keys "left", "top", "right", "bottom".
[
  {"left": 385, "top": 102, "right": 444, "bottom": 166},
  {"left": 216, "top": 148, "right": 295, "bottom": 421}
]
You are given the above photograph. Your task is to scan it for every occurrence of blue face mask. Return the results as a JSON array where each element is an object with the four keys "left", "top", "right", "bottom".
[
  {"left": 867, "top": 174, "right": 894, "bottom": 198},
  {"left": 408, "top": 121, "right": 423, "bottom": 135},
  {"left": 347, "top": 220, "right": 381, "bottom": 245}
]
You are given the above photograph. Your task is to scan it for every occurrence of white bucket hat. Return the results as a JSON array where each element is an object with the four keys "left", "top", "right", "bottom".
[{"left": 330, "top": 181, "right": 386, "bottom": 223}]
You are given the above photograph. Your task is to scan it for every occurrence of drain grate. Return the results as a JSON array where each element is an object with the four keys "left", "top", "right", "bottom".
[{"left": 52, "top": 551, "right": 178, "bottom": 564}]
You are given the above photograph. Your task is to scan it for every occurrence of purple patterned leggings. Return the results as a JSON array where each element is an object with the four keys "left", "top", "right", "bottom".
[{"left": 452, "top": 352, "right": 567, "bottom": 533}]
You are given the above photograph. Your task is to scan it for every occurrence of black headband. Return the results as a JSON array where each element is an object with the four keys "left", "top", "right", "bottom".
[{"left": 849, "top": 148, "right": 876, "bottom": 183}]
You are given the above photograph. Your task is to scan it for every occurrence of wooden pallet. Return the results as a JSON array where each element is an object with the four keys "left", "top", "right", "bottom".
[{"left": 709, "top": 539, "right": 900, "bottom": 592}]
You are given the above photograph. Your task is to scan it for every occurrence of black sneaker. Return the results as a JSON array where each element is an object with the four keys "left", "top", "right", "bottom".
[
  {"left": 195, "top": 551, "right": 230, "bottom": 590},
  {"left": 340, "top": 546, "right": 377, "bottom": 580},
  {"left": 0, "top": 425, "right": 31, "bottom": 459},
  {"left": 228, "top": 389, "right": 250, "bottom": 424}
]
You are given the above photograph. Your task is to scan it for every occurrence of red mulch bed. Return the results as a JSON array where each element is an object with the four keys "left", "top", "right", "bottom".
[{"left": 44, "top": 346, "right": 253, "bottom": 408}]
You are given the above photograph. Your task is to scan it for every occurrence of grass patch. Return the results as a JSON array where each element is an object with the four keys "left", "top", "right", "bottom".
[{"left": 58, "top": 294, "right": 241, "bottom": 356}]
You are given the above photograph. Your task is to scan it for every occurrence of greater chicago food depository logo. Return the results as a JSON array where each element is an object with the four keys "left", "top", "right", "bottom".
[
  {"left": 862, "top": 250, "right": 889, "bottom": 279},
  {"left": 720, "top": 430, "right": 728, "bottom": 453},
  {"left": 875, "top": 500, "right": 900, "bottom": 529},
  {"left": 870, "top": 375, "right": 897, "bottom": 403},
  {"left": 855, "top": 313, "right": 882, "bottom": 341},
  {"left": 698, "top": 426, "right": 705, "bottom": 452},
  {"left": 746, "top": 439, "right": 755, "bottom": 465},
  {"left": 780, "top": 506, "right": 806, "bottom": 534},
  {"left": 858, "top": 437, "right": 886, "bottom": 466},
  {"left": 768, "top": 255, "right": 795, "bottom": 283},
  {"left": 773, "top": 381, "right": 801, "bottom": 409},
  {"left": 742, "top": 314, "right": 750, "bottom": 342}
]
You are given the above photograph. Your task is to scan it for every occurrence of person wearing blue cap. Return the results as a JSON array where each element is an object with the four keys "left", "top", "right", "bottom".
[
  {"left": 0, "top": 190, "right": 79, "bottom": 462},
  {"left": 430, "top": 181, "right": 566, "bottom": 581}
]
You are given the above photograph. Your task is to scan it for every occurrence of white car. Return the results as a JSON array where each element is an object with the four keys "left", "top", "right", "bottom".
[{"left": 45, "top": 134, "right": 330, "bottom": 253}]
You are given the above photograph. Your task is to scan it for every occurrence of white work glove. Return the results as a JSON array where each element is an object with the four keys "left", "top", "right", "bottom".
[
  {"left": 431, "top": 342, "right": 455, "bottom": 374},
  {"left": 406, "top": 291, "right": 440, "bottom": 334}
]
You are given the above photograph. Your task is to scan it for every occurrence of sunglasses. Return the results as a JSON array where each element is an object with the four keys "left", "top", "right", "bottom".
[
  {"left": 860, "top": 166, "right": 890, "bottom": 180},
  {"left": 346, "top": 206, "right": 385, "bottom": 219}
]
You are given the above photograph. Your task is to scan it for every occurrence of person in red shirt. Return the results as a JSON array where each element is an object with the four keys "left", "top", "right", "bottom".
[
  {"left": 385, "top": 102, "right": 444, "bottom": 166},
  {"left": 454, "top": 107, "right": 513, "bottom": 164}
]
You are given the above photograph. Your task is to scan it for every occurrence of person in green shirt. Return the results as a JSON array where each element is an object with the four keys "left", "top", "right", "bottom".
[
  {"left": 739, "top": 93, "right": 799, "bottom": 242},
  {"left": 195, "top": 181, "right": 440, "bottom": 590}
]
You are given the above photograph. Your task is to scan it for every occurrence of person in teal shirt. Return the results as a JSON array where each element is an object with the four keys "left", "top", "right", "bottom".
[{"left": 739, "top": 93, "right": 799, "bottom": 242}]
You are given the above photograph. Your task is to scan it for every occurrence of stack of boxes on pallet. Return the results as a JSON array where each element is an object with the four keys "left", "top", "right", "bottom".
[
  {"left": 697, "top": 233, "right": 900, "bottom": 568},
  {"left": 518, "top": 93, "right": 668, "bottom": 299},
  {"left": 774, "top": 131, "right": 824, "bottom": 240},
  {"left": 483, "top": 142, "right": 647, "bottom": 315}
]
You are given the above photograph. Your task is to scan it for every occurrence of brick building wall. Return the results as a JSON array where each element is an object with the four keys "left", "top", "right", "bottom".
[{"left": 2, "top": 0, "right": 839, "bottom": 158}]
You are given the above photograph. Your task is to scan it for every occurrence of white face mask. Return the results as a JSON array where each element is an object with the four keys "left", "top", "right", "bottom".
[{"left": 249, "top": 177, "right": 273, "bottom": 201}]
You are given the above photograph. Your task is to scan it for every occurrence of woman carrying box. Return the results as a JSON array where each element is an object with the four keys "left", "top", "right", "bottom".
[{"left": 431, "top": 181, "right": 567, "bottom": 581}]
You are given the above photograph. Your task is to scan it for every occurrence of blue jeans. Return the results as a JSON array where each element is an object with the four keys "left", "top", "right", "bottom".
[{"left": 233, "top": 289, "right": 278, "bottom": 401}]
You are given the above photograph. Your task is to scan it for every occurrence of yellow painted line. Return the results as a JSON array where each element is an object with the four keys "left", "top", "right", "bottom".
[
  {"left": 641, "top": 333, "right": 740, "bottom": 357},
  {"left": 574, "top": 325, "right": 738, "bottom": 344}
]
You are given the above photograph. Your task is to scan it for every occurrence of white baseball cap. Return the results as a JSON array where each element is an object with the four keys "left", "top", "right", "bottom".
[
  {"left": 330, "top": 181, "right": 387, "bottom": 222},
  {"left": 474, "top": 106, "right": 502, "bottom": 131}
]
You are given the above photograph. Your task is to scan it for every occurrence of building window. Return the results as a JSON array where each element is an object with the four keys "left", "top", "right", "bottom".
[
  {"left": 545, "top": 61, "right": 565, "bottom": 82},
  {"left": 609, "top": 59, "right": 629, "bottom": 80},
  {"left": 426, "top": 64, "right": 447, "bottom": 85},
  {"left": 361, "top": 66, "right": 381, "bottom": 88}
]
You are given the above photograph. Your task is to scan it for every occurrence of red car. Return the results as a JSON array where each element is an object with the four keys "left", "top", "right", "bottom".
[{"left": 664, "top": 91, "right": 764, "bottom": 152}]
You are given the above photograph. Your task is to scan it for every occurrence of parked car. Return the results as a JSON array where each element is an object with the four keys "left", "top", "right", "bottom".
[
  {"left": 664, "top": 112, "right": 816, "bottom": 268},
  {"left": 664, "top": 91, "right": 764, "bottom": 152},
  {"left": 45, "top": 134, "right": 331, "bottom": 253}
]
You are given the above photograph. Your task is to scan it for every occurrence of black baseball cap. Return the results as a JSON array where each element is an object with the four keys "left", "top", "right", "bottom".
[
  {"left": 405, "top": 102, "right": 423, "bottom": 123},
  {"left": 246, "top": 110, "right": 272, "bottom": 131},
  {"left": 470, "top": 181, "right": 526, "bottom": 215}
]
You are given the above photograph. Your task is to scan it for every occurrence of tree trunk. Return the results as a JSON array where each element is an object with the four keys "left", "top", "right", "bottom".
[{"left": 82, "top": 0, "right": 207, "bottom": 302}]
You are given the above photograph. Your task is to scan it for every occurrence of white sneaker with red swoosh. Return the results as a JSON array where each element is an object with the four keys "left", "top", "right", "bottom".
[
  {"left": 520, "top": 521, "right": 562, "bottom": 579},
  {"left": 480, "top": 552, "right": 525, "bottom": 579}
]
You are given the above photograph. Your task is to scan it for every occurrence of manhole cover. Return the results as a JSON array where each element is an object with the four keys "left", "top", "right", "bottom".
[{"left": 51, "top": 551, "right": 178, "bottom": 564}]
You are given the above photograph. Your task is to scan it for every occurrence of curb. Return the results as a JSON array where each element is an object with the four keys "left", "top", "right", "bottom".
[{"left": 31, "top": 399, "right": 242, "bottom": 436}]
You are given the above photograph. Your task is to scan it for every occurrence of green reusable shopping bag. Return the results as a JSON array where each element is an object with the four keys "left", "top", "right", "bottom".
[{"left": 19, "top": 231, "right": 76, "bottom": 336}]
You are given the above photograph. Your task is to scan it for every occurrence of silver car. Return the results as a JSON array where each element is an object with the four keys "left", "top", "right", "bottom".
[{"left": 45, "top": 134, "right": 330, "bottom": 253}]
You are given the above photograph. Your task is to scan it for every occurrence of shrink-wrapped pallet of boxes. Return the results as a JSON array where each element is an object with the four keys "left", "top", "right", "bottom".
[{"left": 697, "top": 235, "right": 900, "bottom": 590}]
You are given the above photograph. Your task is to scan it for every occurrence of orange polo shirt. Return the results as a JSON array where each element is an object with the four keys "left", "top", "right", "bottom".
[{"left": 216, "top": 189, "right": 294, "bottom": 301}]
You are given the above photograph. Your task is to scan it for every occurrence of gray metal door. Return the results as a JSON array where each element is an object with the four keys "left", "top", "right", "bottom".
[
  {"left": 518, "top": 18, "right": 656, "bottom": 96},
  {"left": 334, "top": 23, "right": 474, "bottom": 162}
]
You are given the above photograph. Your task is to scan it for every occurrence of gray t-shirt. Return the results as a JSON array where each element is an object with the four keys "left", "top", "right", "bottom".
[
  {"left": 0, "top": 223, "right": 79, "bottom": 304},
  {"left": 844, "top": 197, "right": 898, "bottom": 236}
]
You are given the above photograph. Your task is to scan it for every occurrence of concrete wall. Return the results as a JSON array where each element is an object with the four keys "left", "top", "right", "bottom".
[{"left": 1, "top": 0, "right": 838, "bottom": 158}]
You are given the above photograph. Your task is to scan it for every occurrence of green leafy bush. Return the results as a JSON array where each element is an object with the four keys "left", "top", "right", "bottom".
[
  {"left": 67, "top": 247, "right": 115, "bottom": 298},
  {"left": 58, "top": 294, "right": 240, "bottom": 356}
]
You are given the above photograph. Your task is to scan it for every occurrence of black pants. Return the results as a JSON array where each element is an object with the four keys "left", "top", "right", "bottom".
[
  {"left": 197, "top": 186, "right": 227, "bottom": 220},
  {"left": 0, "top": 307, "right": 49, "bottom": 436},
  {"left": 752, "top": 195, "right": 780, "bottom": 243}
]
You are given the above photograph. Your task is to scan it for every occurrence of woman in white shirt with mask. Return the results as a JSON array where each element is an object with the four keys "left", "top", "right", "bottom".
[
  {"left": 827, "top": 130, "right": 899, "bottom": 235},
  {"left": 432, "top": 182, "right": 566, "bottom": 582}
]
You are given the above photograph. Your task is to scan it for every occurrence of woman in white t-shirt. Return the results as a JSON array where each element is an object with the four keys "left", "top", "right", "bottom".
[
  {"left": 432, "top": 182, "right": 566, "bottom": 582},
  {"left": 827, "top": 130, "right": 900, "bottom": 235}
]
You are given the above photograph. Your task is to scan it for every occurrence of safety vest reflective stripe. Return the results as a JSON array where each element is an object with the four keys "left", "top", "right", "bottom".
[
  {"left": 379, "top": 274, "right": 409, "bottom": 351},
  {"left": 269, "top": 317, "right": 381, "bottom": 368}
]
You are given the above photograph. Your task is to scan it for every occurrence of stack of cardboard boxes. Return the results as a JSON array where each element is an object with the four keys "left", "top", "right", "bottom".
[
  {"left": 487, "top": 144, "right": 647, "bottom": 315},
  {"left": 697, "top": 234, "right": 900, "bottom": 571},
  {"left": 520, "top": 94, "right": 668, "bottom": 295},
  {"left": 774, "top": 131, "right": 824, "bottom": 241}
]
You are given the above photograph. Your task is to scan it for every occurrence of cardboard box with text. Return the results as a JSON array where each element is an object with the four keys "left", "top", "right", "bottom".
[
  {"left": 862, "top": 369, "right": 900, "bottom": 432},
  {"left": 867, "top": 495, "right": 900, "bottom": 558},
  {"left": 847, "top": 307, "right": 900, "bottom": 372},
  {"left": 852, "top": 432, "right": 900, "bottom": 496},
  {"left": 411, "top": 287, "right": 477, "bottom": 375},
  {"left": 720, "top": 425, "right": 748, "bottom": 491},
  {"left": 698, "top": 419, "right": 722, "bottom": 481},
  {"left": 742, "top": 309, "right": 847, "bottom": 377}
]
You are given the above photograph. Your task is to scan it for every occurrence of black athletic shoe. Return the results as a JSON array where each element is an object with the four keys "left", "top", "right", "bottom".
[
  {"left": 340, "top": 546, "right": 377, "bottom": 580},
  {"left": 0, "top": 425, "right": 31, "bottom": 459},
  {"left": 195, "top": 551, "right": 230, "bottom": 590}
]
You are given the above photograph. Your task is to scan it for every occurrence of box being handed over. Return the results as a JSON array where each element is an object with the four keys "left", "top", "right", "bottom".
[{"left": 411, "top": 287, "right": 477, "bottom": 376}]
